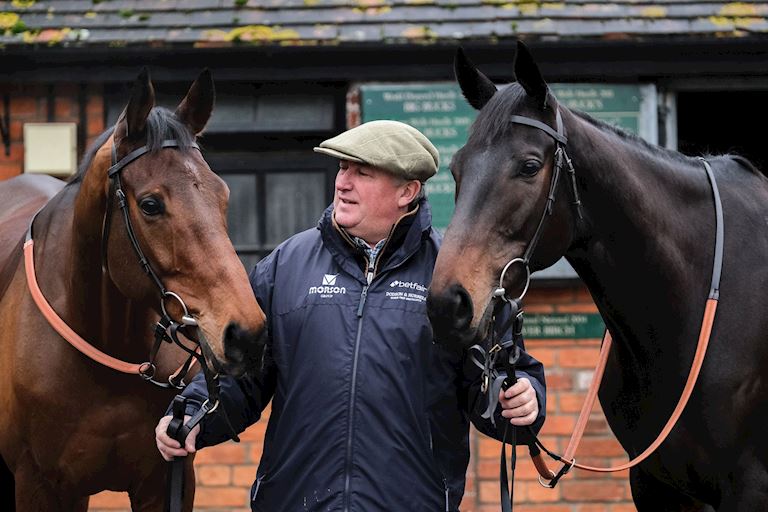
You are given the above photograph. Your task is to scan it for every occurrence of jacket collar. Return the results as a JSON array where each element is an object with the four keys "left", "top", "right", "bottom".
[{"left": 318, "top": 198, "right": 433, "bottom": 282}]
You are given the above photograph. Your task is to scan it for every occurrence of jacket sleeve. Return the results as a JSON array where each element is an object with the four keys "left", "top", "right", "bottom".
[
  {"left": 167, "top": 250, "right": 280, "bottom": 449},
  {"left": 457, "top": 314, "right": 547, "bottom": 445}
]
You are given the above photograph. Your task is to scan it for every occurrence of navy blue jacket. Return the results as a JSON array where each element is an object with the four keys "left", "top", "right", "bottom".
[{"left": 179, "top": 199, "right": 546, "bottom": 512}]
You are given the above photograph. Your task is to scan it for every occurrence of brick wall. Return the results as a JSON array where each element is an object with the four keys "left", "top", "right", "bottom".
[
  {"left": 89, "top": 283, "right": 635, "bottom": 512},
  {"left": 0, "top": 82, "right": 104, "bottom": 181}
]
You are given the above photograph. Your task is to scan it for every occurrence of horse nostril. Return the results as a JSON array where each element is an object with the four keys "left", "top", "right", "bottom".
[
  {"left": 223, "top": 322, "right": 266, "bottom": 375},
  {"left": 427, "top": 283, "right": 474, "bottom": 339},
  {"left": 451, "top": 284, "right": 473, "bottom": 332}
]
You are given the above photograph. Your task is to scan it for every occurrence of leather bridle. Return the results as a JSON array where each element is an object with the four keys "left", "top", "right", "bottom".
[
  {"left": 470, "top": 102, "right": 724, "bottom": 511},
  {"left": 25, "top": 136, "right": 220, "bottom": 397}
]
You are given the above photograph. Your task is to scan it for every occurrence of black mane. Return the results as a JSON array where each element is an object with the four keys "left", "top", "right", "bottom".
[
  {"left": 68, "top": 107, "right": 196, "bottom": 185},
  {"left": 468, "top": 83, "right": 695, "bottom": 167}
]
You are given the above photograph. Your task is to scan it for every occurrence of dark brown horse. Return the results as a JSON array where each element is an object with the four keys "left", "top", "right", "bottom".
[
  {"left": 0, "top": 70, "right": 266, "bottom": 511},
  {"left": 427, "top": 42, "right": 768, "bottom": 510}
]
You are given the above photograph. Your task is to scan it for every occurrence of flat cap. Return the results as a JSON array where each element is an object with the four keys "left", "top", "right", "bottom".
[{"left": 314, "top": 120, "right": 439, "bottom": 181}]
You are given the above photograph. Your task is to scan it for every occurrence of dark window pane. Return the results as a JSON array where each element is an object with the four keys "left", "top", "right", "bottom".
[
  {"left": 221, "top": 174, "right": 259, "bottom": 247},
  {"left": 265, "top": 172, "right": 326, "bottom": 245},
  {"left": 255, "top": 95, "right": 335, "bottom": 132}
]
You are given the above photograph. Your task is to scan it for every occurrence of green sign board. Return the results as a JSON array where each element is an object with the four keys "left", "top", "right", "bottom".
[
  {"left": 360, "top": 83, "right": 475, "bottom": 231},
  {"left": 360, "top": 83, "right": 648, "bottom": 231},
  {"left": 549, "top": 84, "right": 644, "bottom": 134},
  {"left": 522, "top": 313, "right": 605, "bottom": 339}
]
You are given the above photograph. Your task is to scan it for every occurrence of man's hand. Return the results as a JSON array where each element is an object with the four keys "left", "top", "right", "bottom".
[
  {"left": 155, "top": 414, "right": 200, "bottom": 461},
  {"left": 498, "top": 377, "right": 538, "bottom": 426}
]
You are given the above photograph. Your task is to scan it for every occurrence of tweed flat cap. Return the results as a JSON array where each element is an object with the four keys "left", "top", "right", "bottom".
[{"left": 314, "top": 120, "right": 439, "bottom": 181}]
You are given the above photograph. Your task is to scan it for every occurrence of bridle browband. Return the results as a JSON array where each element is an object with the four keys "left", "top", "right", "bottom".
[{"left": 472, "top": 101, "right": 724, "bottom": 511}]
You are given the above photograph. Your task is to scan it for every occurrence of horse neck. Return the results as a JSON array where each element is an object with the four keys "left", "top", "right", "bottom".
[
  {"left": 34, "top": 168, "right": 154, "bottom": 361},
  {"left": 561, "top": 108, "right": 716, "bottom": 358}
]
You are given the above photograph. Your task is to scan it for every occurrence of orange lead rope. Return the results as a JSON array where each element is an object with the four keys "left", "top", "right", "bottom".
[
  {"left": 24, "top": 239, "right": 143, "bottom": 374},
  {"left": 24, "top": 238, "right": 200, "bottom": 380},
  {"left": 532, "top": 157, "right": 724, "bottom": 486},
  {"left": 533, "top": 299, "right": 717, "bottom": 482}
]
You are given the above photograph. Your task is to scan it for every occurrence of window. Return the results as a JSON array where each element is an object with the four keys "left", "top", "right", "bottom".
[{"left": 213, "top": 150, "right": 336, "bottom": 270}]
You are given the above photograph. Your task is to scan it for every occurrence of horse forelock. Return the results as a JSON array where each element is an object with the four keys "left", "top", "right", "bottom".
[
  {"left": 467, "top": 84, "right": 528, "bottom": 143},
  {"left": 67, "top": 107, "right": 197, "bottom": 187}
]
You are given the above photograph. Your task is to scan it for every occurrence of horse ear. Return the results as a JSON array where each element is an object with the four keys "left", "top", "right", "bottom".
[
  {"left": 175, "top": 69, "right": 215, "bottom": 136},
  {"left": 514, "top": 41, "right": 548, "bottom": 106},
  {"left": 454, "top": 47, "right": 497, "bottom": 110},
  {"left": 117, "top": 68, "right": 155, "bottom": 139}
]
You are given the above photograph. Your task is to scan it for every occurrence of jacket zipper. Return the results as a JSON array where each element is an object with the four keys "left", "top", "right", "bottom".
[
  {"left": 343, "top": 257, "right": 373, "bottom": 512},
  {"left": 251, "top": 473, "right": 265, "bottom": 502}
]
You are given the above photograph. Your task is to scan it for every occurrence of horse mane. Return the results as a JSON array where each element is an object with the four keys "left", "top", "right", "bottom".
[
  {"left": 67, "top": 107, "right": 196, "bottom": 186},
  {"left": 570, "top": 107, "right": 765, "bottom": 177}
]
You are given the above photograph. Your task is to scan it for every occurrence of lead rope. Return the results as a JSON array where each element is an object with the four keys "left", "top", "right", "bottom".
[{"left": 486, "top": 156, "right": 724, "bottom": 501}]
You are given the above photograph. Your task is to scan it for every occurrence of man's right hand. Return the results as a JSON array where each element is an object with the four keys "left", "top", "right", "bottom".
[{"left": 155, "top": 414, "right": 200, "bottom": 461}]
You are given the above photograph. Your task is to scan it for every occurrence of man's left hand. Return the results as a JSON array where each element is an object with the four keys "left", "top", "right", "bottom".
[{"left": 498, "top": 377, "right": 538, "bottom": 426}]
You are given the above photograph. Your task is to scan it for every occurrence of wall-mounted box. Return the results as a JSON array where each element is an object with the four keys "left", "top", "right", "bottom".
[{"left": 24, "top": 123, "right": 77, "bottom": 176}]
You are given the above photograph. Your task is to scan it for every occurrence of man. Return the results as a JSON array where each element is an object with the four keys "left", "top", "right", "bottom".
[{"left": 156, "top": 120, "right": 546, "bottom": 511}]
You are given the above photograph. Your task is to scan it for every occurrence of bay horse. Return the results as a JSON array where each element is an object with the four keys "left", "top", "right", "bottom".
[
  {"left": 426, "top": 41, "right": 768, "bottom": 510},
  {"left": 0, "top": 70, "right": 267, "bottom": 511}
]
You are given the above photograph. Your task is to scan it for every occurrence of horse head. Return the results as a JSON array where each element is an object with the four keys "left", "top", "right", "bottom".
[
  {"left": 427, "top": 42, "right": 577, "bottom": 349},
  {"left": 77, "top": 69, "right": 266, "bottom": 377}
]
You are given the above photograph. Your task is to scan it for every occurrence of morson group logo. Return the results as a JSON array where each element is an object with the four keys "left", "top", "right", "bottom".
[{"left": 308, "top": 274, "right": 347, "bottom": 297}]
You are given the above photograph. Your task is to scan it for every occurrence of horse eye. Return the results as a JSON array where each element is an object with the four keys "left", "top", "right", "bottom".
[
  {"left": 520, "top": 160, "right": 542, "bottom": 177},
  {"left": 139, "top": 196, "right": 165, "bottom": 216}
]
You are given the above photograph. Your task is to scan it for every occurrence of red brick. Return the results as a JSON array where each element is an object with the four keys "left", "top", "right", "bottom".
[
  {"left": 87, "top": 116, "right": 105, "bottom": 139},
  {"left": 519, "top": 480, "right": 560, "bottom": 502},
  {"left": 13, "top": 96, "right": 40, "bottom": 116},
  {"left": 524, "top": 304, "right": 555, "bottom": 313},
  {"left": 545, "top": 372, "right": 573, "bottom": 391},
  {"left": 0, "top": 163, "right": 22, "bottom": 180},
  {"left": 561, "top": 480, "right": 626, "bottom": 502},
  {"left": 478, "top": 479, "right": 503, "bottom": 503},
  {"left": 10, "top": 120, "right": 24, "bottom": 142},
  {"left": 478, "top": 436, "right": 503, "bottom": 458},
  {"left": 192, "top": 486, "right": 249, "bottom": 507},
  {"left": 55, "top": 96, "right": 75, "bottom": 118},
  {"left": 232, "top": 464, "right": 258, "bottom": 486},
  {"left": 194, "top": 442, "right": 247, "bottom": 464},
  {"left": 239, "top": 420, "right": 267, "bottom": 441},
  {"left": 527, "top": 288, "right": 575, "bottom": 305},
  {"left": 529, "top": 347, "right": 557, "bottom": 367},
  {"left": 514, "top": 505, "right": 571, "bottom": 512},
  {"left": 556, "top": 303, "right": 599, "bottom": 313},
  {"left": 196, "top": 464, "right": 231, "bottom": 486},
  {"left": 559, "top": 392, "right": 587, "bottom": 413},
  {"left": 247, "top": 441, "right": 265, "bottom": 462},
  {"left": 610, "top": 504, "right": 638, "bottom": 512},
  {"left": 586, "top": 417, "right": 610, "bottom": 433},
  {"left": 559, "top": 348, "right": 600, "bottom": 368},
  {"left": 578, "top": 505, "right": 611, "bottom": 512},
  {"left": 576, "top": 438, "right": 626, "bottom": 458},
  {"left": 540, "top": 415, "right": 576, "bottom": 436}
]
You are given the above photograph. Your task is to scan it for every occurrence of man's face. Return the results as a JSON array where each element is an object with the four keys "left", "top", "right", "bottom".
[{"left": 333, "top": 160, "right": 410, "bottom": 244}]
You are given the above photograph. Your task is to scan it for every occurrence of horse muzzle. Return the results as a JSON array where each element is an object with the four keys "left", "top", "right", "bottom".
[{"left": 427, "top": 283, "right": 484, "bottom": 349}]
